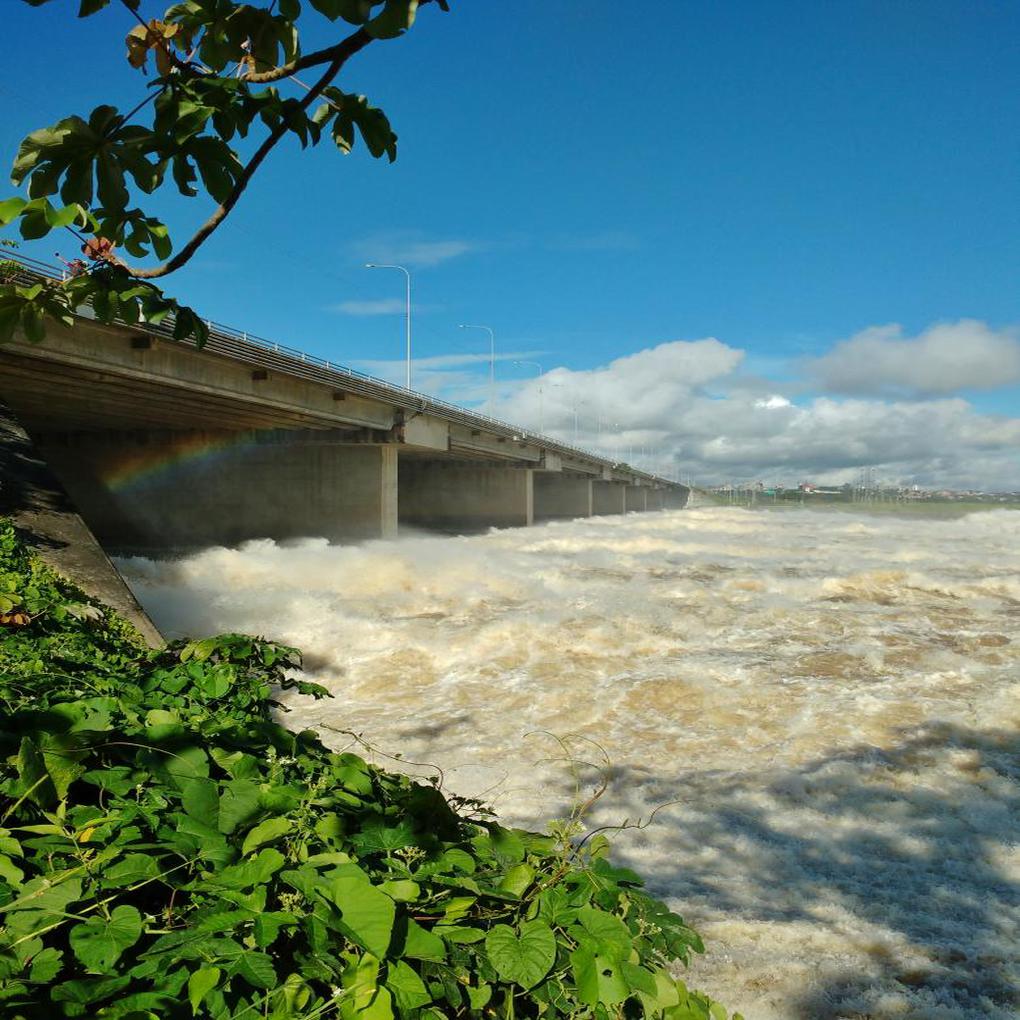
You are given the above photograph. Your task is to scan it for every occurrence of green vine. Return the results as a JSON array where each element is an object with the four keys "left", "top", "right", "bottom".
[{"left": 0, "top": 520, "right": 738, "bottom": 1019}]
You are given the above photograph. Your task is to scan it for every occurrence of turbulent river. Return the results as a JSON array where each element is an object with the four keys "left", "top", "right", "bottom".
[{"left": 119, "top": 506, "right": 1020, "bottom": 1020}]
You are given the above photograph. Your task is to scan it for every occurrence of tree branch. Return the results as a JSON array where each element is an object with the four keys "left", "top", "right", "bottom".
[
  {"left": 108, "top": 29, "right": 372, "bottom": 281},
  {"left": 241, "top": 0, "right": 443, "bottom": 84}
]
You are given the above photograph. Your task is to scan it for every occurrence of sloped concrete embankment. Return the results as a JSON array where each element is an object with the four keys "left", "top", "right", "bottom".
[{"left": 0, "top": 400, "right": 162, "bottom": 646}]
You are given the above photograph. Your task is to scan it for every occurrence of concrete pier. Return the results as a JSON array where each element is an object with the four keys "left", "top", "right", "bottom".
[
  {"left": 39, "top": 432, "right": 398, "bottom": 551},
  {"left": 534, "top": 474, "right": 592, "bottom": 521},
  {"left": 663, "top": 487, "right": 691, "bottom": 510},
  {"left": 592, "top": 480, "right": 627, "bottom": 515},
  {"left": 625, "top": 485, "right": 647, "bottom": 512},
  {"left": 399, "top": 460, "right": 534, "bottom": 532}
]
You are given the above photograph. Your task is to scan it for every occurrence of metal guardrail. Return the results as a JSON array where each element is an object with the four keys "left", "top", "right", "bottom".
[{"left": 1, "top": 252, "right": 680, "bottom": 487}]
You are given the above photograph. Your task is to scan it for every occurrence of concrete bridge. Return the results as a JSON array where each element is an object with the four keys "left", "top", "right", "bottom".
[{"left": 0, "top": 254, "right": 688, "bottom": 555}]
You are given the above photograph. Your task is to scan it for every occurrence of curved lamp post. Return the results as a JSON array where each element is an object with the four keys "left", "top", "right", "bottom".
[
  {"left": 365, "top": 263, "right": 411, "bottom": 390},
  {"left": 459, "top": 324, "right": 495, "bottom": 411}
]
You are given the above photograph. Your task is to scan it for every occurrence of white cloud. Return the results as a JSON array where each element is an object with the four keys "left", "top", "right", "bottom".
[
  {"left": 351, "top": 230, "right": 477, "bottom": 268},
  {"left": 330, "top": 298, "right": 407, "bottom": 316},
  {"left": 473, "top": 330, "right": 1020, "bottom": 490},
  {"left": 809, "top": 320, "right": 1020, "bottom": 397}
]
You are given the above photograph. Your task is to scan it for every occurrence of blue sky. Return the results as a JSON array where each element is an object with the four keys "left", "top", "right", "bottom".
[{"left": 2, "top": 1, "right": 1019, "bottom": 487}]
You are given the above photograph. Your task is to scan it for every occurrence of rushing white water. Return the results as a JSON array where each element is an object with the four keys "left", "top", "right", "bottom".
[{"left": 119, "top": 507, "right": 1020, "bottom": 1020}]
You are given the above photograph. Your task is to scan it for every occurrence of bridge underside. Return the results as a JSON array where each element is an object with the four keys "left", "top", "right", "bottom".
[{"left": 0, "top": 319, "right": 689, "bottom": 555}]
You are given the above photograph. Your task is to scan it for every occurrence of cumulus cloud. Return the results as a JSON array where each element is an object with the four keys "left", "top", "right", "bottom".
[
  {"left": 478, "top": 331, "right": 1020, "bottom": 490},
  {"left": 808, "top": 320, "right": 1020, "bottom": 397}
]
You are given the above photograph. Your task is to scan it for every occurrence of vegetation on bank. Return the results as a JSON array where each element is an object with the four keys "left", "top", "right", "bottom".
[{"left": 0, "top": 520, "right": 737, "bottom": 1020}]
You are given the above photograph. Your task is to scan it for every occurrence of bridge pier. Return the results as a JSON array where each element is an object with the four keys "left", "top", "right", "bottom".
[
  {"left": 662, "top": 487, "right": 691, "bottom": 510},
  {"left": 625, "top": 485, "right": 647, "bottom": 512},
  {"left": 592, "top": 480, "right": 627, "bottom": 515},
  {"left": 398, "top": 460, "right": 534, "bottom": 532},
  {"left": 646, "top": 490, "right": 664, "bottom": 511},
  {"left": 533, "top": 474, "right": 592, "bottom": 522},
  {"left": 39, "top": 432, "right": 398, "bottom": 552}
]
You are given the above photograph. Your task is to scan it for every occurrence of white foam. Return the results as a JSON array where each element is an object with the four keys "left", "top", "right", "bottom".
[{"left": 118, "top": 507, "right": 1020, "bottom": 1019}]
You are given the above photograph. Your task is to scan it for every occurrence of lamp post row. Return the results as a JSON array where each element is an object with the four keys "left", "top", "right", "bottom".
[{"left": 361, "top": 268, "right": 671, "bottom": 478}]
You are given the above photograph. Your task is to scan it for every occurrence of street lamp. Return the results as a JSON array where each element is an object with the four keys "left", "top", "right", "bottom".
[
  {"left": 459, "top": 324, "right": 495, "bottom": 411},
  {"left": 365, "top": 263, "right": 411, "bottom": 390},
  {"left": 513, "top": 360, "right": 543, "bottom": 434}
]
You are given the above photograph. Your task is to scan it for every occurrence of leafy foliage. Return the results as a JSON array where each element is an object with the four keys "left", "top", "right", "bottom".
[
  {"left": 0, "top": 520, "right": 739, "bottom": 1019},
  {"left": 1, "top": 1, "right": 447, "bottom": 347}
]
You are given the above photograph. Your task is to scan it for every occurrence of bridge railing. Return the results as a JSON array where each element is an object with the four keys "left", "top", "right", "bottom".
[{"left": 1, "top": 252, "right": 679, "bottom": 487}]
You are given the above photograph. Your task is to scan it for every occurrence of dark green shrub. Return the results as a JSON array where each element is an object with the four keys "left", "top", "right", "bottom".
[{"left": 0, "top": 520, "right": 738, "bottom": 1019}]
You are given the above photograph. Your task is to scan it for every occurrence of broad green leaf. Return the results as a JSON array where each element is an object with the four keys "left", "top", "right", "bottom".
[
  {"left": 0, "top": 197, "right": 26, "bottom": 226},
  {"left": 484, "top": 921, "right": 555, "bottom": 989},
  {"left": 379, "top": 879, "right": 419, "bottom": 902},
  {"left": 620, "top": 961, "right": 659, "bottom": 998},
  {"left": 181, "top": 777, "right": 219, "bottom": 829},
  {"left": 0, "top": 854, "right": 24, "bottom": 885},
  {"left": 366, "top": 0, "right": 417, "bottom": 38},
  {"left": 101, "top": 853, "right": 160, "bottom": 888},
  {"left": 209, "top": 848, "right": 285, "bottom": 890},
  {"left": 633, "top": 966, "right": 681, "bottom": 1011},
  {"left": 217, "top": 779, "right": 261, "bottom": 834},
  {"left": 241, "top": 816, "right": 292, "bottom": 856},
  {"left": 327, "top": 870, "right": 396, "bottom": 958},
  {"left": 385, "top": 959, "right": 431, "bottom": 1010},
  {"left": 188, "top": 966, "right": 220, "bottom": 1013},
  {"left": 570, "top": 948, "right": 630, "bottom": 1007},
  {"left": 69, "top": 905, "right": 142, "bottom": 972},
  {"left": 400, "top": 919, "right": 446, "bottom": 961},
  {"left": 252, "top": 910, "right": 296, "bottom": 948},
  {"left": 29, "top": 946, "right": 63, "bottom": 983},
  {"left": 576, "top": 906, "right": 633, "bottom": 961},
  {"left": 233, "top": 951, "right": 276, "bottom": 989},
  {"left": 434, "top": 924, "right": 485, "bottom": 944},
  {"left": 3, "top": 875, "right": 82, "bottom": 915},
  {"left": 467, "top": 984, "right": 492, "bottom": 1010},
  {"left": 498, "top": 862, "right": 535, "bottom": 898}
]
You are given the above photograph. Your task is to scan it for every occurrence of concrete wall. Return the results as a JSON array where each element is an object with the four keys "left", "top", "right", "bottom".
[
  {"left": 533, "top": 474, "right": 592, "bottom": 521},
  {"left": 399, "top": 460, "right": 533, "bottom": 532},
  {"left": 662, "top": 486, "right": 691, "bottom": 510},
  {"left": 625, "top": 485, "right": 647, "bottom": 512},
  {"left": 592, "top": 480, "right": 626, "bottom": 516},
  {"left": 646, "top": 490, "right": 664, "bottom": 511},
  {"left": 39, "top": 432, "right": 398, "bottom": 553}
]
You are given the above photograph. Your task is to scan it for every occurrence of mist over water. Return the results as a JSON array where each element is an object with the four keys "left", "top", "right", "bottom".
[{"left": 119, "top": 507, "right": 1020, "bottom": 1020}]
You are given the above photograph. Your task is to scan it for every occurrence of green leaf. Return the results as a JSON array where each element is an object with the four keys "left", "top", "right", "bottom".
[
  {"left": 181, "top": 777, "right": 219, "bottom": 829},
  {"left": 0, "top": 197, "right": 26, "bottom": 226},
  {"left": 217, "top": 779, "right": 261, "bottom": 834},
  {"left": 575, "top": 906, "right": 633, "bottom": 961},
  {"left": 187, "top": 966, "right": 220, "bottom": 1014},
  {"left": 386, "top": 959, "right": 431, "bottom": 1011},
  {"left": 326, "top": 868, "right": 396, "bottom": 958},
  {"left": 570, "top": 948, "right": 630, "bottom": 1007},
  {"left": 233, "top": 951, "right": 276, "bottom": 989},
  {"left": 400, "top": 919, "right": 446, "bottom": 961},
  {"left": 241, "top": 816, "right": 292, "bottom": 856},
  {"left": 484, "top": 921, "right": 556, "bottom": 989},
  {"left": 69, "top": 905, "right": 142, "bottom": 973},
  {"left": 101, "top": 853, "right": 160, "bottom": 888},
  {"left": 498, "top": 862, "right": 535, "bottom": 898},
  {"left": 208, "top": 848, "right": 284, "bottom": 890},
  {"left": 366, "top": 0, "right": 418, "bottom": 39},
  {"left": 29, "top": 946, "right": 64, "bottom": 983},
  {"left": 379, "top": 879, "right": 419, "bottom": 902}
]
